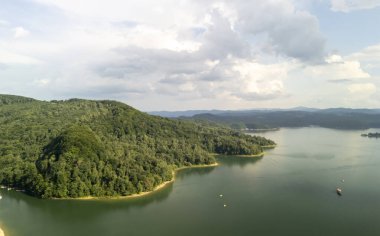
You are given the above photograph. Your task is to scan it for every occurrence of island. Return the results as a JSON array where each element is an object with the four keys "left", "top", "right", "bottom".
[
  {"left": 0, "top": 94, "right": 275, "bottom": 199},
  {"left": 361, "top": 132, "right": 380, "bottom": 138}
]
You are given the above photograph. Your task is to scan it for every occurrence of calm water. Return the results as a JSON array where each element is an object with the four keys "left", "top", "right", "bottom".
[{"left": 1, "top": 127, "right": 380, "bottom": 236}]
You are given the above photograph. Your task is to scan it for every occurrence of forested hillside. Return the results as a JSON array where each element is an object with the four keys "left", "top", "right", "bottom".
[
  {"left": 186, "top": 109, "right": 380, "bottom": 130},
  {"left": 0, "top": 94, "right": 274, "bottom": 198}
]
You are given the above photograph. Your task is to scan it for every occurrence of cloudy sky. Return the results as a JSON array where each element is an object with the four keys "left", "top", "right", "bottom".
[{"left": 1, "top": 0, "right": 380, "bottom": 111}]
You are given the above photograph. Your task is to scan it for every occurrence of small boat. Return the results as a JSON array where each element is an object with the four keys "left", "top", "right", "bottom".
[
  {"left": 7, "top": 188, "right": 11, "bottom": 191},
  {"left": 0, "top": 195, "right": 2, "bottom": 200},
  {"left": 336, "top": 188, "right": 342, "bottom": 196},
  {"left": 223, "top": 204, "right": 227, "bottom": 207},
  {"left": 219, "top": 194, "right": 223, "bottom": 198}
]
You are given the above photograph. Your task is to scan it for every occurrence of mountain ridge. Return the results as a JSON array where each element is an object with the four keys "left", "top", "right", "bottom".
[{"left": 149, "top": 107, "right": 380, "bottom": 118}]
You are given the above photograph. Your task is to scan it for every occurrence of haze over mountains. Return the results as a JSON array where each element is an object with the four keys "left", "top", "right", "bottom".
[{"left": 150, "top": 108, "right": 380, "bottom": 130}]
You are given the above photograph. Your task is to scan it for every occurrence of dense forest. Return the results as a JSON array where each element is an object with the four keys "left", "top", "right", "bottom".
[
  {"left": 180, "top": 109, "right": 380, "bottom": 130},
  {"left": 0, "top": 94, "right": 275, "bottom": 199}
]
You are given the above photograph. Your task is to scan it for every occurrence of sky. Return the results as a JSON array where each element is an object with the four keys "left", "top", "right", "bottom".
[{"left": 1, "top": 0, "right": 380, "bottom": 111}]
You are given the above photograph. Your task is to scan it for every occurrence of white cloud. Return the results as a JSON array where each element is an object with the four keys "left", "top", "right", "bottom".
[
  {"left": 12, "top": 27, "right": 30, "bottom": 39},
  {"left": 123, "top": 25, "right": 201, "bottom": 52},
  {"left": 348, "top": 44, "right": 380, "bottom": 63},
  {"left": 302, "top": 54, "right": 370, "bottom": 81},
  {"left": 346, "top": 44, "right": 380, "bottom": 76},
  {"left": 32, "top": 0, "right": 326, "bottom": 61},
  {"left": 348, "top": 83, "right": 376, "bottom": 94},
  {"left": 0, "top": 48, "right": 41, "bottom": 65},
  {"left": 178, "top": 82, "right": 196, "bottom": 93},
  {"left": 331, "top": 0, "right": 380, "bottom": 12},
  {"left": 325, "top": 54, "right": 343, "bottom": 63},
  {"left": 0, "top": 0, "right": 377, "bottom": 110},
  {"left": 34, "top": 79, "right": 50, "bottom": 86},
  {"left": 231, "top": 59, "right": 289, "bottom": 100},
  {"left": 232, "top": 0, "right": 326, "bottom": 62}
]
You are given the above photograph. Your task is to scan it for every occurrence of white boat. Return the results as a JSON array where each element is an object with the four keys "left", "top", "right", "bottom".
[
  {"left": 336, "top": 188, "right": 342, "bottom": 196},
  {"left": 0, "top": 195, "right": 2, "bottom": 200}
]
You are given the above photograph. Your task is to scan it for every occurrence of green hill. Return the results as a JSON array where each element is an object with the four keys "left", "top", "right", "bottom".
[
  {"left": 0, "top": 95, "right": 275, "bottom": 198},
  {"left": 0, "top": 94, "right": 36, "bottom": 105}
]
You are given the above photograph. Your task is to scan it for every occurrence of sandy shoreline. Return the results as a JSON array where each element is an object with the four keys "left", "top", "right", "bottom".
[
  {"left": 233, "top": 152, "right": 265, "bottom": 158},
  {"left": 214, "top": 152, "right": 266, "bottom": 158},
  {"left": 61, "top": 162, "right": 219, "bottom": 201},
  {"left": 0, "top": 227, "right": 4, "bottom": 236}
]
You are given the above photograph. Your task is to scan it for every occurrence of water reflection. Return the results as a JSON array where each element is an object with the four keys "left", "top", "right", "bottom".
[
  {"left": 271, "top": 152, "right": 335, "bottom": 161},
  {"left": 216, "top": 155, "right": 263, "bottom": 168},
  {"left": 0, "top": 182, "right": 174, "bottom": 222},
  {"left": 176, "top": 166, "right": 217, "bottom": 180},
  {"left": 1, "top": 165, "right": 221, "bottom": 223}
]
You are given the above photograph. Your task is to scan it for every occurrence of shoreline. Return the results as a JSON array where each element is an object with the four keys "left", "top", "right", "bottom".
[
  {"left": 1, "top": 148, "right": 272, "bottom": 201},
  {"left": 230, "top": 152, "right": 265, "bottom": 158},
  {"left": 59, "top": 162, "right": 219, "bottom": 201},
  {"left": 214, "top": 151, "right": 267, "bottom": 158},
  {"left": 243, "top": 128, "right": 279, "bottom": 132},
  {"left": 0, "top": 227, "right": 4, "bottom": 236}
]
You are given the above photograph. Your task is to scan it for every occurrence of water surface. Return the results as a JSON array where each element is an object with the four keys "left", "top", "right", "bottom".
[{"left": 1, "top": 127, "right": 380, "bottom": 236}]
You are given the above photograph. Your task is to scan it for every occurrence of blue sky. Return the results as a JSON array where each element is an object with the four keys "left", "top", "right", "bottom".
[
  {"left": 314, "top": 2, "right": 380, "bottom": 54},
  {"left": 1, "top": 0, "right": 380, "bottom": 111}
]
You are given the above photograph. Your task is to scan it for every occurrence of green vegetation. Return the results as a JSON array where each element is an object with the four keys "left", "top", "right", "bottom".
[{"left": 0, "top": 94, "right": 275, "bottom": 198}]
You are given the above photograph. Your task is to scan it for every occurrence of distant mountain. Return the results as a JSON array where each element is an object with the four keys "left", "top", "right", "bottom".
[
  {"left": 318, "top": 108, "right": 380, "bottom": 114},
  {"left": 287, "top": 106, "right": 320, "bottom": 112},
  {"left": 149, "top": 107, "right": 320, "bottom": 118},
  {"left": 149, "top": 110, "right": 227, "bottom": 118},
  {"left": 0, "top": 94, "right": 274, "bottom": 199},
  {"left": 178, "top": 108, "right": 380, "bottom": 130}
]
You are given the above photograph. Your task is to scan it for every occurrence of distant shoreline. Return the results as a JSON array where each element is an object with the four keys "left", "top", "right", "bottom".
[{"left": 58, "top": 162, "right": 219, "bottom": 201}]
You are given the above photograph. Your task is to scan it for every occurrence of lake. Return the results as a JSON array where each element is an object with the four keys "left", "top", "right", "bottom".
[{"left": 1, "top": 127, "right": 380, "bottom": 236}]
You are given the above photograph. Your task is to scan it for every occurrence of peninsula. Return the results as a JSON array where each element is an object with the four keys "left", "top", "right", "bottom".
[{"left": 0, "top": 94, "right": 275, "bottom": 199}]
